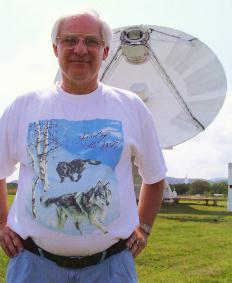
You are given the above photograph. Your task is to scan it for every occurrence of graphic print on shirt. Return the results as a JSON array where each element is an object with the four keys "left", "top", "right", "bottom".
[{"left": 26, "top": 119, "right": 123, "bottom": 235}]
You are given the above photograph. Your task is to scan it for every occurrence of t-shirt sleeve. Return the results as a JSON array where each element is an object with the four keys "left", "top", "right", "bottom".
[
  {"left": 133, "top": 101, "right": 167, "bottom": 184},
  {"left": 0, "top": 104, "right": 18, "bottom": 179}
]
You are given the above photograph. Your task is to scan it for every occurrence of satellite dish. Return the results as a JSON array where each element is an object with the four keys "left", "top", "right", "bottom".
[
  {"left": 100, "top": 25, "right": 227, "bottom": 149},
  {"left": 55, "top": 25, "right": 227, "bottom": 149}
]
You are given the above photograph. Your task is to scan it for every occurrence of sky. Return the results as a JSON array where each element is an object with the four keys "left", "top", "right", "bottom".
[{"left": 0, "top": 0, "right": 231, "bottom": 181}]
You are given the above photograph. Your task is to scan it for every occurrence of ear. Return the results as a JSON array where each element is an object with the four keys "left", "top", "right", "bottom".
[
  {"left": 89, "top": 190, "right": 95, "bottom": 202},
  {"left": 97, "top": 181, "right": 102, "bottom": 187},
  {"left": 102, "top": 47, "right": 109, "bottom": 60},
  {"left": 53, "top": 44, "right": 58, "bottom": 57}
]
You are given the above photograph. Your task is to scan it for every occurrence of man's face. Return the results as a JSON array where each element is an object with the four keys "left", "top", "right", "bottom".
[{"left": 53, "top": 14, "right": 109, "bottom": 93}]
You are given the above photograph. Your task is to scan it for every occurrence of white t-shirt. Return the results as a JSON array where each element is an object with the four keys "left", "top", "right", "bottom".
[{"left": 0, "top": 82, "right": 166, "bottom": 256}]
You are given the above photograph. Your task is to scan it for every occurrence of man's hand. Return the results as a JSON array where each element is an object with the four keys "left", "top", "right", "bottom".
[
  {"left": 126, "top": 180, "right": 165, "bottom": 257},
  {"left": 126, "top": 227, "right": 148, "bottom": 257},
  {"left": 0, "top": 225, "right": 23, "bottom": 257}
]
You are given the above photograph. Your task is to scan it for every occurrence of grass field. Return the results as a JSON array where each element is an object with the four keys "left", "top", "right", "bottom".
[{"left": 1, "top": 196, "right": 232, "bottom": 283}]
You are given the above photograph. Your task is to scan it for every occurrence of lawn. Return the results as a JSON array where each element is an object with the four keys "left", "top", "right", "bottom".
[
  {"left": 1, "top": 197, "right": 232, "bottom": 283},
  {"left": 136, "top": 201, "right": 232, "bottom": 283}
]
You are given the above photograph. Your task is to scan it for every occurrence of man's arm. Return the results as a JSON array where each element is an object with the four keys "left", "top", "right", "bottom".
[
  {"left": 138, "top": 180, "right": 165, "bottom": 225},
  {"left": 127, "top": 179, "right": 165, "bottom": 257},
  {"left": 0, "top": 179, "right": 23, "bottom": 257},
  {"left": 0, "top": 179, "right": 8, "bottom": 228}
]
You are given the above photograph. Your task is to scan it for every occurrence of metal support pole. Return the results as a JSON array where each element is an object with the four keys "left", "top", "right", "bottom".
[{"left": 228, "top": 163, "right": 232, "bottom": 212}]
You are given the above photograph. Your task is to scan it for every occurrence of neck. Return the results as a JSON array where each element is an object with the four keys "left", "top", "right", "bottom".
[{"left": 61, "top": 80, "right": 99, "bottom": 95}]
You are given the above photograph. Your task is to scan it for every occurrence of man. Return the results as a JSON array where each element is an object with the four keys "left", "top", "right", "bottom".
[{"left": 0, "top": 10, "right": 166, "bottom": 283}]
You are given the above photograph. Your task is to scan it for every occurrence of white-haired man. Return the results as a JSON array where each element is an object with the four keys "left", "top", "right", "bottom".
[{"left": 0, "top": 10, "right": 166, "bottom": 283}]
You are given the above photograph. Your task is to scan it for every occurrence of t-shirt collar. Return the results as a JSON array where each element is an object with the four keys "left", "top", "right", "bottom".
[{"left": 55, "top": 81, "right": 103, "bottom": 101}]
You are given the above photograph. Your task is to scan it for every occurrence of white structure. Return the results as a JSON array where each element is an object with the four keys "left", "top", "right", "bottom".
[
  {"left": 99, "top": 25, "right": 227, "bottom": 149},
  {"left": 133, "top": 162, "right": 176, "bottom": 203},
  {"left": 228, "top": 163, "right": 232, "bottom": 212},
  {"left": 163, "top": 180, "right": 177, "bottom": 203}
]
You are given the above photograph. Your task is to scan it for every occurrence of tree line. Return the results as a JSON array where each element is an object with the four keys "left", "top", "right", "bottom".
[
  {"left": 7, "top": 179, "right": 228, "bottom": 197},
  {"left": 170, "top": 180, "right": 228, "bottom": 196}
]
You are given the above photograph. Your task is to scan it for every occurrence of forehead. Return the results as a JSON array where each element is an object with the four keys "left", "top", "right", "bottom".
[{"left": 59, "top": 14, "right": 101, "bottom": 36}]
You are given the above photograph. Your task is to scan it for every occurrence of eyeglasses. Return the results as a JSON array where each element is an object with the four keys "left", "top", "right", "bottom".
[{"left": 56, "top": 33, "right": 104, "bottom": 49}]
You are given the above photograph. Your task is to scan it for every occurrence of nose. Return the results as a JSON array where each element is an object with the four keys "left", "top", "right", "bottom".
[{"left": 73, "top": 39, "right": 88, "bottom": 54}]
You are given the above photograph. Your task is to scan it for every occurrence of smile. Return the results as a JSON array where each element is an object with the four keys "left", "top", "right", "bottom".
[{"left": 69, "top": 60, "right": 90, "bottom": 63}]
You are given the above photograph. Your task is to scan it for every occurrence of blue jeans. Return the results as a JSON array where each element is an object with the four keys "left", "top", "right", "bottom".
[{"left": 6, "top": 249, "right": 137, "bottom": 283}]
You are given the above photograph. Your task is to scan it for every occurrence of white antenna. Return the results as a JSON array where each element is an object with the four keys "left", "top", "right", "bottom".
[
  {"left": 99, "top": 25, "right": 227, "bottom": 149},
  {"left": 184, "top": 174, "right": 189, "bottom": 184}
]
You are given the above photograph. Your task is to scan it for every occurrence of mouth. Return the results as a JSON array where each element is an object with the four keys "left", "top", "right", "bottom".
[
  {"left": 69, "top": 57, "right": 90, "bottom": 64},
  {"left": 69, "top": 61, "right": 89, "bottom": 65}
]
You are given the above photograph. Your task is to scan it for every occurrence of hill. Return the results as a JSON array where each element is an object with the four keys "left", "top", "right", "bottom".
[{"left": 166, "top": 176, "right": 228, "bottom": 185}]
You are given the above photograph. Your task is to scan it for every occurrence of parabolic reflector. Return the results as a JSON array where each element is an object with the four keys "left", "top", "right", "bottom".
[
  {"left": 100, "top": 25, "right": 227, "bottom": 149},
  {"left": 55, "top": 25, "right": 227, "bottom": 149}
]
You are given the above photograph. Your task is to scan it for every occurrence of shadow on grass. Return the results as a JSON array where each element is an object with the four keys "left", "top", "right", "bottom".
[
  {"left": 159, "top": 215, "right": 225, "bottom": 223},
  {"left": 159, "top": 203, "right": 232, "bottom": 223}
]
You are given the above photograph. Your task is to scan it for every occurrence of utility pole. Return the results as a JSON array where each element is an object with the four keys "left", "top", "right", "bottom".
[{"left": 228, "top": 163, "right": 232, "bottom": 212}]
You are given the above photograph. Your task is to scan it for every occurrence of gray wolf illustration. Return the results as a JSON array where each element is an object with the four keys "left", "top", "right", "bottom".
[
  {"left": 56, "top": 158, "right": 101, "bottom": 183},
  {"left": 40, "top": 181, "right": 111, "bottom": 234}
]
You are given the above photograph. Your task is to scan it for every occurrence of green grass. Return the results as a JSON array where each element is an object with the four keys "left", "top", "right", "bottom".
[
  {"left": 1, "top": 197, "right": 232, "bottom": 283},
  {"left": 0, "top": 195, "right": 14, "bottom": 283},
  {"left": 136, "top": 201, "right": 232, "bottom": 283}
]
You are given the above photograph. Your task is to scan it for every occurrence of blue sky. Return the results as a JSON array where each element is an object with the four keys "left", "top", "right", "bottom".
[{"left": 1, "top": 0, "right": 231, "bottom": 180}]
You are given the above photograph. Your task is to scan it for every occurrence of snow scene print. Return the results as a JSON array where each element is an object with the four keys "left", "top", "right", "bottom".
[{"left": 26, "top": 119, "right": 123, "bottom": 235}]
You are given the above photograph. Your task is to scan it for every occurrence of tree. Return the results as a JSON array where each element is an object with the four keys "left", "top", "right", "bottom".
[
  {"left": 211, "top": 182, "right": 227, "bottom": 196},
  {"left": 189, "top": 179, "right": 211, "bottom": 195},
  {"left": 27, "top": 120, "right": 61, "bottom": 218}
]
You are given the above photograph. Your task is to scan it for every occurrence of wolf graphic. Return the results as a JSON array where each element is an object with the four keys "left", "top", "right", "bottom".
[
  {"left": 56, "top": 158, "right": 101, "bottom": 183},
  {"left": 40, "top": 181, "right": 111, "bottom": 234}
]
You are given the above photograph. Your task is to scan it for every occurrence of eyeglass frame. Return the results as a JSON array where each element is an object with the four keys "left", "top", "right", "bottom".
[{"left": 56, "top": 33, "right": 105, "bottom": 49}]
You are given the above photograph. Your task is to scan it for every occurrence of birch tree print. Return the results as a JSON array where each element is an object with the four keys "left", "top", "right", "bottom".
[{"left": 27, "top": 119, "right": 61, "bottom": 218}]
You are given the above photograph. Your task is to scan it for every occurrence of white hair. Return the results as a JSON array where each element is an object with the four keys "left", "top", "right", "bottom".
[{"left": 51, "top": 9, "right": 112, "bottom": 48}]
